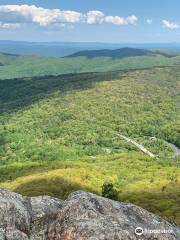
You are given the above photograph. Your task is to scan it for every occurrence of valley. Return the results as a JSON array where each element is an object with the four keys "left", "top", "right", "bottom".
[
  {"left": 0, "top": 57, "right": 180, "bottom": 224},
  {"left": 1, "top": 1, "right": 180, "bottom": 238}
]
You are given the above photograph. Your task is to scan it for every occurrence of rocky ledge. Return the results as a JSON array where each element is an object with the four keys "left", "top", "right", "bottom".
[{"left": 0, "top": 188, "right": 179, "bottom": 240}]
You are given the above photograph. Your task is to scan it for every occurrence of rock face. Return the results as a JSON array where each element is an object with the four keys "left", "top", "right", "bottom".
[
  {"left": 0, "top": 189, "right": 63, "bottom": 240},
  {"left": 0, "top": 189, "right": 179, "bottom": 240}
]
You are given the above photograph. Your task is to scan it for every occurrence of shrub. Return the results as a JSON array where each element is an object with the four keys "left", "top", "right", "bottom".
[{"left": 102, "top": 182, "right": 119, "bottom": 201}]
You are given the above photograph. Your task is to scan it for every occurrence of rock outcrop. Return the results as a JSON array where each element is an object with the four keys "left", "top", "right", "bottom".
[{"left": 0, "top": 188, "right": 179, "bottom": 240}]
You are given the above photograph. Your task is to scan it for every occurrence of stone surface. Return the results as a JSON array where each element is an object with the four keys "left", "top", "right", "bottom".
[
  {"left": 0, "top": 188, "right": 31, "bottom": 239},
  {"left": 30, "top": 196, "right": 63, "bottom": 240},
  {"left": 48, "top": 191, "right": 180, "bottom": 240},
  {"left": 0, "top": 188, "right": 63, "bottom": 240},
  {"left": 0, "top": 188, "right": 179, "bottom": 240}
]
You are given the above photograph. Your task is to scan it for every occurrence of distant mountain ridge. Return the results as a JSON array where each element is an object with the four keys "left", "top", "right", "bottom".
[
  {"left": 66, "top": 47, "right": 174, "bottom": 59},
  {"left": 0, "top": 41, "right": 180, "bottom": 57},
  {"left": 0, "top": 47, "right": 179, "bottom": 80},
  {"left": 0, "top": 52, "right": 20, "bottom": 57}
]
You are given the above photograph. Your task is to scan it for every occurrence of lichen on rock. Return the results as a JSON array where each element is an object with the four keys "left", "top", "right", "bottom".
[{"left": 0, "top": 188, "right": 179, "bottom": 240}]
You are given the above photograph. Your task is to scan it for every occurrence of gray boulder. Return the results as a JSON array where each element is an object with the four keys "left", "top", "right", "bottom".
[
  {"left": 0, "top": 188, "right": 179, "bottom": 240},
  {"left": 30, "top": 196, "right": 63, "bottom": 240},
  {"left": 0, "top": 188, "right": 31, "bottom": 240},
  {"left": 0, "top": 188, "right": 63, "bottom": 240},
  {"left": 48, "top": 191, "right": 180, "bottom": 240}
]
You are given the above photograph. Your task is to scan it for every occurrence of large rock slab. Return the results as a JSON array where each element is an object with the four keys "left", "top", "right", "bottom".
[
  {"left": 30, "top": 196, "right": 64, "bottom": 240},
  {"left": 0, "top": 188, "right": 179, "bottom": 240},
  {"left": 0, "top": 188, "right": 31, "bottom": 240},
  {"left": 0, "top": 188, "right": 63, "bottom": 240},
  {"left": 48, "top": 191, "right": 180, "bottom": 240}
]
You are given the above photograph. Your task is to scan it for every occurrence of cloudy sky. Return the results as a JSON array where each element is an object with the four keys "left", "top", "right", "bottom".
[{"left": 0, "top": 0, "right": 180, "bottom": 42}]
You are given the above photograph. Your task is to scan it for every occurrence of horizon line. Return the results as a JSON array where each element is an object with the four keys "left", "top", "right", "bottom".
[{"left": 1, "top": 40, "right": 180, "bottom": 45}]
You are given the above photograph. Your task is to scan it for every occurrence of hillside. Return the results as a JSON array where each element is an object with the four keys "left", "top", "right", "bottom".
[
  {"left": 67, "top": 47, "right": 177, "bottom": 59},
  {"left": 0, "top": 66, "right": 180, "bottom": 224},
  {"left": 67, "top": 47, "right": 156, "bottom": 58},
  {"left": 1, "top": 40, "right": 180, "bottom": 57},
  {"left": 0, "top": 50, "right": 180, "bottom": 80}
]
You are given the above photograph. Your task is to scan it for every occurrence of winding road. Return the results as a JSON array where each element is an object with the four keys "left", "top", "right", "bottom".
[
  {"left": 150, "top": 137, "right": 180, "bottom": 157},
  {"left": 167, "top": 143, "right": 180, "bottom": 157},
  {"left": 117, "top": 134, "right": 180, "bottom": 158},
  {"left": 117, "top": 134, "right": 155, "bottom": 158}
]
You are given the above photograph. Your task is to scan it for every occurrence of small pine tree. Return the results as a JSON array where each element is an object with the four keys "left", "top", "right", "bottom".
[{"left": 102, "top": 182, "right": 119, "bottom": 201}]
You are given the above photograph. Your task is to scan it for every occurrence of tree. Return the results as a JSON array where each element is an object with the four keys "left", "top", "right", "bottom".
[{"left": 102, "top": 182, "right": 119, "bottom": 201}]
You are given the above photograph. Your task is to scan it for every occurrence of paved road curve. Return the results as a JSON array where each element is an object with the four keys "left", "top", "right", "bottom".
[{"left": 117, "top": 134, "right": 155, "bottom": 158}]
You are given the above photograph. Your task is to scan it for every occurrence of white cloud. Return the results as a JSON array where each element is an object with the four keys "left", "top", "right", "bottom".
[
  {"left": 0, "top": 5, "right": 83, "bottom": 27},
  {"left": 126, "top": 15, "right": 138, "bottom": 25},
  {"left": 162, "top": 20, "right": 179, "bottom": 29},
  {"left": 86, "top": 11, "right": 104, "bottom": 24},
  {"left": 105, "top": 15, "right": 138, "bottom": 25},
  {"left": 146, "top": 19, "right": 152, "bottom": 24},
  {"left": 0, "top": 22, "right": 20, "bottom": 29},
  {"left": 0, "top": 4, "right": 138, "bottom": 28}
]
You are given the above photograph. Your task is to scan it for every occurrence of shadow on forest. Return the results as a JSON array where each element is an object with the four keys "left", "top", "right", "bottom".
[
  {"left": 0, "top": 65, "right": 169, "bottom": 114},
  {"left": 14, "top": 176, "right": 96, "bottom": 200},
  {"left": 0, "top": 134, "right": 6, "bottom": 146},
  {"left": 12, "top": 174, "right": 180, "bottom": 224},
  {"left": 0, "top": 71, "right": 125, "bottom": 114}
]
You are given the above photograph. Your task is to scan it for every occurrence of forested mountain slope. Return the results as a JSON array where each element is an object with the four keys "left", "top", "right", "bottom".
[
  {"left": 0, "top": 50, "right": 180, "bottom": 80},
  {"left": 67, "top": 47, "right": 174, "bottom": 58},
  {"left": 0, "top": 66, "right": 180, "bottom": 224}
]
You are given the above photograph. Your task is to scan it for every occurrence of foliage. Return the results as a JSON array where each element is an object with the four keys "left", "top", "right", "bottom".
[
  {"left": 0, "top": 153, "right": 179, "bottom": 223},
  {"left": 67, "top": 47, "right": 158, "bottom": 58},
  {"left": 102, "top": 182, "right": 119, "bottom": 200},
  {"left": 0, "top": 52, "right": 180, "bottom": 80},
  {"left": 0, "top": 57, "right": 180, "bottom": 224}
]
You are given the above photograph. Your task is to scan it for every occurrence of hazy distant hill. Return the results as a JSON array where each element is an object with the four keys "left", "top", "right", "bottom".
[
  {"left": 67, "top": 47, "right": 175, "bottom": 58},
  {"left": 1, "top": 40, "right": 180, "bottom": 57},
  {"left": 0, "top": 41, "right": 128, "bottom": 57},
  {"left": 67, "top": 47, "right": 155, "bottom": 58},
  {"left": 0, "top": 49, "right": 179, "bottom": 79}
]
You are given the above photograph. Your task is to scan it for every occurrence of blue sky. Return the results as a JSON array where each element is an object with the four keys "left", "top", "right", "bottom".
[{"left": 0, "top": 0, "right": 180, "bottom": 42}]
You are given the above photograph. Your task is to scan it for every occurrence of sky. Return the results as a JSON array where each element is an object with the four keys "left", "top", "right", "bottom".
[{"left": 0, "top": 0, "right": 180, "bottom": 43}]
